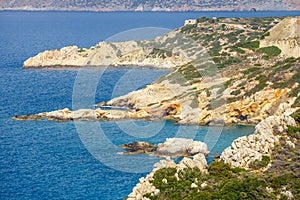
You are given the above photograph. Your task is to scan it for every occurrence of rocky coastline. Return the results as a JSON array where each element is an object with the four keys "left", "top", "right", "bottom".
[
  {"left": 122, "top": 138, "right": 209, "bottom": 157},
  {"left": 13, "top": 16, "right": 300, "bottom": 198},
  {"left": 17, "top": 16, "right": 300, "bottom": 126},
  {"left": 126, "top": 105, "right": 299, "bottom": 200}
]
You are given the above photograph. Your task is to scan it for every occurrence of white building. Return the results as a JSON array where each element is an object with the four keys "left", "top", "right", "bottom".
[{"left": 184, "top": 19, "right": 197, "bottom": 26}]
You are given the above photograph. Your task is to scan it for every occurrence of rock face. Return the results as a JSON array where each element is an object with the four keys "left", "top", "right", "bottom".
[
  {"left": 220, "top": 102, "right": 298, "bottom": 169},
  {"left": 127, "top": 154, "right": 208, "bottom": 200}
]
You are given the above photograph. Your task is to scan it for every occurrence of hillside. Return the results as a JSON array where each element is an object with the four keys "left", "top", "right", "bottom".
[
  {"left": 1, "top": 0, "right": 299, "bottom": 11},
  {"left": 99, "top": 16, "right": 300, "bottom": 125},
  {"left": 17, "top": 16, "right": 300, "bottom": 126}
]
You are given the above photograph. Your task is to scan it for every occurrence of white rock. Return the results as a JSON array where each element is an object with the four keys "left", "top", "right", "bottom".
[
  {"left": 281, "top": 190, "right": 294, "bottom": 200},
  {"left": 201, "top": 182, "right": 207, "bottom": 188},
  {"left": 155, "top": 138, "right": 209, "bottom": 157}
]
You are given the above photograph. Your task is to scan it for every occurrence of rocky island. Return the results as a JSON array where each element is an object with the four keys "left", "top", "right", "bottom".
[{"left": 15, "top": 16, "right": 300, "bottom": 199}]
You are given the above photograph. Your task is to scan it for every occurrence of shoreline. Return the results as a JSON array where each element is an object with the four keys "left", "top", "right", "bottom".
[
  {"left": 1, "top": 9, "right": 300, "bottom": 12},
  {"left": 11, "top": 110, "right": 258, "bottom": 127},
  {"left": 22, "top": 64, "right": 173, "bottom": 70}
]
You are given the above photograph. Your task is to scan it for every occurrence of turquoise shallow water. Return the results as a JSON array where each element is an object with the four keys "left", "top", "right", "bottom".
[{"left": 0, "top": 11, "right": 298, "bottom": 199}]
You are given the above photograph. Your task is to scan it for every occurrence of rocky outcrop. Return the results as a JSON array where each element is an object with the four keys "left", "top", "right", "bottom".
[
  {"left": 122, "top": 138, "right": 209, "bottom": 157},
  {"left": 220, "top": 102, "right": 298, "bottom": 169},
  {"left": 155, "top": 138, "right": 209, "bottom": 157},
  {"left": 122, "top": 142, "right": 155, "bottom": 155},
  {"left": 127, "top": 153, "right": 208, "bottom": 200},
  {"left": 13, "top": 108, "right": 129, "bottom": 121},
  {"left": 23, "top": 38, "right": 187, "bottom": 69}
]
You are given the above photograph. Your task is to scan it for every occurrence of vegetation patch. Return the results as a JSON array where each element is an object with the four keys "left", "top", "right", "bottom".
[
  {"left": 257, "top": 46, "right": 281, "bottom": 56},
  {"left": 148, "top": 48, "right": 172, "bottom": 59},
  {"left": 237, "top": 41, "right": 260, "bottom": 49},
  {"left": 78, "top": 48, "right": 85, "bottom": 53},
  {"left": 249, "top": 155, "right": 271, "bottom": 170}
]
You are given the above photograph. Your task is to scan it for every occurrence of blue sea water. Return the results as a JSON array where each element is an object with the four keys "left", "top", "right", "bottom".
[{"left": 0, "top": 11, "right": 299, "bottom": 199}]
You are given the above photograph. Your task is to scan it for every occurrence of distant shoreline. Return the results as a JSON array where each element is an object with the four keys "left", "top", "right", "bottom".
[{"left": 1, "top": 9, "right": 300, "bottom": 13}]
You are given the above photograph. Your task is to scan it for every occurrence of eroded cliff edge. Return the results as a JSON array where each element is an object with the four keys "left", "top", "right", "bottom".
[{"left": 18, "top": 16, "right": 300, "bottom": 125}]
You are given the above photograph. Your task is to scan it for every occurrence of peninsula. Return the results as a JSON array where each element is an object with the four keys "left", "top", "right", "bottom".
[{"left": 17, "top": 16, "right": 300, "bottom": 126}]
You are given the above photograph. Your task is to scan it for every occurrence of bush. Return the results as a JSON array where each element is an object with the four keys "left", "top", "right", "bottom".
[
  {"left": 181, "top": 24, "right": 196, "bottom": 33},
  {"left": 249, "top": 155, "right": 270, "bottom": 170},
  {"left": 230, "top": 89, "right": 241, "bottom": 96},
  {"left": 257, "top": 46, "right": 281, "bottom": 56},
  {"left": 238, "top": 41, "right": 260, "bottom": 49},
  {"left": 78, "top": 48, "right": 85, "bottom": 53},
  {"left": 208, "top": 161, "right": 232, "bottom": 179},
  {"left": 242, "top": 67, "right": 260, "bottom": 75}
]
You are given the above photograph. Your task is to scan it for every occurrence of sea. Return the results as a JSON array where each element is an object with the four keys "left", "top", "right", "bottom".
[{"left": 0, "top": 11, "right": 299, "bottom": 199}]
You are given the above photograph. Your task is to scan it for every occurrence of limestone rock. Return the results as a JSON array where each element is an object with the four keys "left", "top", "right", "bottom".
[
  {"left": 154, "top": 138, "right": 209, "bottom": 157},
  {"left": 177, "top": 153, "right": 208, "bottom": 173},
  {"left": 220, "top": 104, "right": 299, "bottom": 169}
]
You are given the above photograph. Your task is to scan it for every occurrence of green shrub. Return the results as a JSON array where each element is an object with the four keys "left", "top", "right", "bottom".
[
  {"left": 230, "top": 89, "right": 241, "bottom": 96},
  {"left": 181, "top": 24, "right": 196, "bottom": 33},
  {"left": 78, "top": 48, "right": 85, "bottom": 53},
  {"left": 291, "top": 109, "right": 300, "bottom": 124},
  {"left": 148, "top": 48, "right": 172, "bottom": 58},
  {"left": 238, "top": 41, "right": 260, "bottom": 49},
  {"left": 222, "top": 57, "right": 241, "bottom": 65},
  {"left": 257, "top": 46, "right": 281, "bottom": 56},
  {"left": 249, "top": 155, "right": 270, "bottom": 170},
  {"left": 264, "top": 32, "right": 270, "bottom": 36},
  {"left": 208, "top": 161, "right": 232, "bottom": 179},
  {"left": 242, "top": 67, "right": 260, "bottom": 75},
  {"left": 286, "top": 109, "right": 300, "bottom": 138}
]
